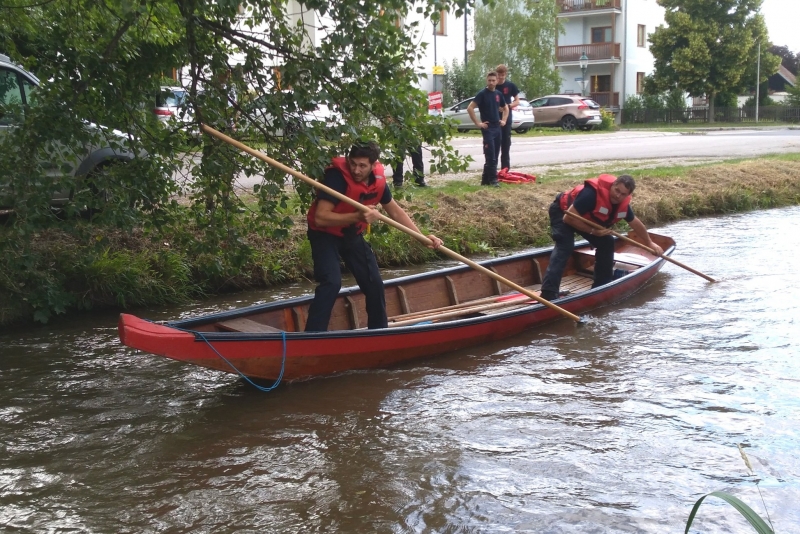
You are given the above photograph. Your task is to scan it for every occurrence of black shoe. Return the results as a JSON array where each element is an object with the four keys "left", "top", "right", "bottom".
[
  {"left": 415, "top": 181, "right": 428, "bottom": 187},
  {"left": 489, "top": 181, "right": 500, "bottom": 188},
  {"left": 393, "top": 182, "right": 404, "bottom": 188}
]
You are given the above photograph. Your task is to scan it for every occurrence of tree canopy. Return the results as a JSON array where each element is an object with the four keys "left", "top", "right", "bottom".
[
  {"left": 0, "top": 0, "right": 473, "bottom": 321},
  {"left": 469, "top": 0, "right": 561, "bottom": 99},
  {"left": 648, "top": 0, "right": 780, "bottom": 120}
]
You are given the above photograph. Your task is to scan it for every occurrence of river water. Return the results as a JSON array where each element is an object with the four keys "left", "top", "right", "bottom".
[{"left": 2, "top": 207, "right": 799, "bottom": 533}]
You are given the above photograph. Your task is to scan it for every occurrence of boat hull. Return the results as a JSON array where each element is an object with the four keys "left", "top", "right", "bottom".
[{"left": 119, "top": 234, "right": 674, "bottom": 382}]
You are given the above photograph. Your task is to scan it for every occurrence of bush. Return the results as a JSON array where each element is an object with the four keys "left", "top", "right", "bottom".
[{"left": 598, "top": 109, "right": 615, "bottom": 130}]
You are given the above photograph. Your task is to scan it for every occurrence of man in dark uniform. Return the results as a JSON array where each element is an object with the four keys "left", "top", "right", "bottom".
[
  {"left": 539, "top": 174, "right": 664, "bottom": 301},
  {"left": 392, "top": 145, "right": 427, "bottom": 187},
  {"left": 467, "top": 71, "right": 509, "bottom": 187},
  {"left": 495, "top": 64, "right": 520, "bottom": 172},
  {"left": 305, "top": 141, "right": 443, "bottom": 331}
]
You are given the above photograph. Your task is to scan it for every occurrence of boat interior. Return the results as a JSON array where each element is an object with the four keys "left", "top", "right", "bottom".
[{"left": 190, "top": 233, "right": 670, "bottom": 334}]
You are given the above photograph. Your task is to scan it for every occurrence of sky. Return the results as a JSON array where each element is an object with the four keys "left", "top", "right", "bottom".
[{"left": 760, "top": 0, "right": 800, "bottom": 53}]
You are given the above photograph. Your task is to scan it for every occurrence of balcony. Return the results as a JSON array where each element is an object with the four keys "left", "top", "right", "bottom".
[
  {"left": 556, "top": 43, "right": 620, "bottom": 63},
  {"left": 589, "top": 91, "right": 619, "bottom": 108},
  {"left": 558, "top": 0, "right": 621, "bottom": 14}
]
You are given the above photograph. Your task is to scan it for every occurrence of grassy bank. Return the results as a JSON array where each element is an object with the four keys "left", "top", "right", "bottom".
[{"left": 2, "top": 154, "right": 800, "bottom": 328}]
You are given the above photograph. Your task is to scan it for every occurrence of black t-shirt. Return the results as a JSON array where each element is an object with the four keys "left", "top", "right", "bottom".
[
  {"left": 572, "top": 187, "right": 634, "bottom": 222},
  {"left": 316, "top": 167, "right": 392, "bottom": 205},
  {"left": 473, "top": 88, "right": 506, "bottom": 126},
  {"left": 496, "top": 81, "right": 520, "bottom": 106}
]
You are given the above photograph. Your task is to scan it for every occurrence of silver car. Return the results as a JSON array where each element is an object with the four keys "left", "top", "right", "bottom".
[
  {"left": 444, "top": 97, "right": 535, "bottom": 134},
  {"left": 0, "top": 53, "right": 137, "bottom": 209}
]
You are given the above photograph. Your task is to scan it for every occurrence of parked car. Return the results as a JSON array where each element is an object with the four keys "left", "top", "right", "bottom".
[
  {"left": 246, "top": 92, "right": 339, "bottom": 136},
  {"left": 528, "top": 94, "right": 602, "bottom": 131},
  {"left": 0, "top": 53, "right": 137, "bottom": 209},
  {"left": 154, "top": 86, "right": 189, "bottom": 122},
  {"left": 444, "top": 97, "right": 535, "bottom": 134}
]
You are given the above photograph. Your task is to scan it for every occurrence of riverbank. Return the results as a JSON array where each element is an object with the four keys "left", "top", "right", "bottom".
[{"left": 2, "top": 154, "right": 800, "bottom": 328}]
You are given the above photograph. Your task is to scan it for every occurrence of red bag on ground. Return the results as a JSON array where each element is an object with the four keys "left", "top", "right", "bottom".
[{"left": 497, "top": 168, "right": 536, "bottom": 184}]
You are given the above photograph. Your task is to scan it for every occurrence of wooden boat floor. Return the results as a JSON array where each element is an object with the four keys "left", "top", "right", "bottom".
[
  {"left": 478, "top": 275, "right": 593, "bottom": 317},
  {"left": 217, "top": 318, "right": 284, "bottom": 333}
]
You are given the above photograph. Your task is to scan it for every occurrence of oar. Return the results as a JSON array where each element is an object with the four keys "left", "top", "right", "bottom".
[
  {"left": 389, "top": 292, "right": 527, "bottom": 322},
  {"left": 201, "top": 124, "right": 582, "bottom": 324},
  {"left": 563, "top": 210, "right": 716, "bottom": 283},
  {"left": 389, "top": 297, "right": 535, "bottom": 328}
]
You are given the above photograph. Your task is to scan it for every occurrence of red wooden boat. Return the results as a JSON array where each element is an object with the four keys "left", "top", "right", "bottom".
[{"left": 119, "top": 231, "right": 675, "bottom": 384}]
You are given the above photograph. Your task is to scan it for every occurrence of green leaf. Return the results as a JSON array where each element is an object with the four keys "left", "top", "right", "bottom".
[{"left": 685, "top": 491, "right": 773, "bottom": 534}]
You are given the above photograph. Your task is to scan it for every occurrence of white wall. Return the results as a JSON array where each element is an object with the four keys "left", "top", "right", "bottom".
[
  {"left": 404, "top": 6, "right": 469, "bottom": 94},
  {"left": 620, "top": 0, "right": 665, "bottom": 107}
]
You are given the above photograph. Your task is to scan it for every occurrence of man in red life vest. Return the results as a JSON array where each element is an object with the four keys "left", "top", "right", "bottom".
[
  {"left": 539, "top": 174, "right": 664, "bottom": 301},
  {"left": 305, "top": 141, "right": 443, "bottom": 331}
]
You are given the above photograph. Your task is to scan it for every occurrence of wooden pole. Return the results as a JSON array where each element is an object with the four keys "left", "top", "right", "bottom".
[
  {"left": 390, "top": 297, "right": 535, "bottom": 328},
  {"left": 201, "top": 124, "right": 583, "bottom": 323},
  {"left": 563, "top": 211, "right": 716, "bottom": 283}
]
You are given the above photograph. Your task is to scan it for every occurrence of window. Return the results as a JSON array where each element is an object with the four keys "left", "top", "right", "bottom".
[
  {"left": 433, "top": 10, "right": 447, "bottom": 36},
  {"left": 636, "top": 72, "right": 645, "bottom": 94},
  {"left": 637, "top": 25, "right": 646, "bottom": 47},
  {"left": 0, "top": 69, "right": 24, "bottom": 125},
  {"left": 591, "top": 26, "right": 612, "bottom": 43}
]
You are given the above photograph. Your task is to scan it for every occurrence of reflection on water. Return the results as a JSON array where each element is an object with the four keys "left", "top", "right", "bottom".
[{"left": 2, "top": 207, "right": 799, "bottom": 533}]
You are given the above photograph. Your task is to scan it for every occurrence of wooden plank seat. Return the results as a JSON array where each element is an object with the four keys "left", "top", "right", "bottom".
[{"left": 216, "top": 318, "right": 283, "bottom": 333}]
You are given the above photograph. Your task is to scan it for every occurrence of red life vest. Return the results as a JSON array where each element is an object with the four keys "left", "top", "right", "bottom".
[
  {"left": 559, "top": 174, "right": 631, "bottom": 227},
  {"left": 306, "top": 157, "right": 387, "bottom": 236}
]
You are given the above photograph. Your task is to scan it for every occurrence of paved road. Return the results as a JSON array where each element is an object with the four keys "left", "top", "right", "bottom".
[
  {"left": 221, "top": 127, "right": 800, "bottom": 191},
  {"left": 447, "top": 127, "right": 800, "bottom": 172}
]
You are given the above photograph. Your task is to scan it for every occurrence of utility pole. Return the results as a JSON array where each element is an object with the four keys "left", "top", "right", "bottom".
[{"left": 755, "top": 40, "right": 761, "bottom": 124}]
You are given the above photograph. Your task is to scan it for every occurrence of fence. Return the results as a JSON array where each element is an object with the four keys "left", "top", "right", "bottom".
[{"left": 621, "top": 106, "right": 800, "bottom": 124}]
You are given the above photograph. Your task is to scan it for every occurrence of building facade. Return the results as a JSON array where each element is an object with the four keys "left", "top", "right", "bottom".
[{"left": 555, "top": 0, "right": 665, "bottom": 111}]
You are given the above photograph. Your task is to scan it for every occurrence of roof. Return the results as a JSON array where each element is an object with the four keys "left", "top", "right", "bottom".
[{"left": 777, "top": 64, "right": 796, "bottom": 87}]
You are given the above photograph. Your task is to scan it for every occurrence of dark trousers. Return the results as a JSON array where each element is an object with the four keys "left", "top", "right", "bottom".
[
  {"left": 393, "top": 145, "right": 425, "bottom": 185},
  {"left": 305, "top": 229, "right": 387, "bottom": 331},
  {"left": 496, "top": 110, "right": 513, "bottom": 170},
  {"left": 540, "top": 199, "right": 615, "bottom": 299},
  {"left": 481, "top": 126, "right": 501, "bottom": 185}
]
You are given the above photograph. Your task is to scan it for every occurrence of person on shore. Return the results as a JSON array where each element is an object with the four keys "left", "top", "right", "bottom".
[
  {"left": 467, "top": 71, "right": 508, "bottom": 187},
  {"left": 495, "top": 64, "right": 520, "bottom": 172},
  {"left": 392, "top": 145, "right": 427, "bottom": 187},
  {"left": 305, "top": 141, "right": 443, "bottom": 331},
  {"left": 539, "top": 174, "right": 664, "bottom": 301}
]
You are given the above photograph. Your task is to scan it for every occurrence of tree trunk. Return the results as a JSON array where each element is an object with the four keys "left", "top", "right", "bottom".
[{"left": 708, "top": 92, "right": 715, "bottom": 123}]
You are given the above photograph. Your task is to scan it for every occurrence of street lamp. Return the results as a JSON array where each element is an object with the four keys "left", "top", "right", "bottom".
[{"left": 579, "top": 52, "right": 589, "bottom": 97}]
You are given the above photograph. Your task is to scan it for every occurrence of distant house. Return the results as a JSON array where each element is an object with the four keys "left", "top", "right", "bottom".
[
  {"left": 555, "top": 0, "right": 666, "bottom": 111},
  {"left": 770, "top": 64, "right": 797, "bottom": 93},
  {"left": 737, "top": 64, "right": 797, "bottom": 106}
]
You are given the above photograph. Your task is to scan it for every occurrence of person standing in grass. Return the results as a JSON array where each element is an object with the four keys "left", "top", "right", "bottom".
[
  {"left": 539, "top": 174, "right": 664, "bottom": 301},
  {"left": 467, "top": 71, "right": 508, "bottom": 187},
  {"left": 305, "top": 141, "right": 443, "bottom": 331},
  {"left": 495, "top": 64, "right": 520, "bottom": 172}
]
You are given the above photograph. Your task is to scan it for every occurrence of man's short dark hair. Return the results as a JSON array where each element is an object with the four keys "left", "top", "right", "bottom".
[
  {"left": 614, "top": 174, "right": 636, "bottom": 194},
  {"left": 487, "top": 71, "right": 498, "bottom": 78},
  {"left": 349, "top": 140, "right": 380, "bottom": 163}
]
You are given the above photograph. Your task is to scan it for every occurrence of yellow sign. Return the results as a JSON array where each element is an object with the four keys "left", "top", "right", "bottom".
[{"left": 432, "top": 65, "right": 445, "bottom": 75}]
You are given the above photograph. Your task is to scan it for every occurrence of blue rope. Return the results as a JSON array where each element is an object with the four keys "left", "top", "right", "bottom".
[{"left": 193, "top": 330, "right": 287, "bottom": 392}]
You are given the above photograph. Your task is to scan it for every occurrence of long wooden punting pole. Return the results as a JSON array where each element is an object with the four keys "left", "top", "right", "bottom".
[
  {"left": 563, "top": 210, "right": 716, "bottom": 283},
  {"left": 201, "top": 124, "right": 582, "bottom": 323}
]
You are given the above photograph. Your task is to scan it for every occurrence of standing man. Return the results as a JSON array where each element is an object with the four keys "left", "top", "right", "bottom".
[
  {"left": 539, "top": 174, "right": 664, "bottom": 301},
  {"left": 467, "top": 71, "right": 508, "bottom": 187},
  {"left": 495, "top": 64, "right": 520, "bottom": 172},
  {"left": 305, "top": 141, "right": 443, "bottom": 331},
  {"left": 392, "top": 145, "right": 427, "bottom": 188}
]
